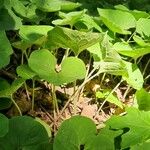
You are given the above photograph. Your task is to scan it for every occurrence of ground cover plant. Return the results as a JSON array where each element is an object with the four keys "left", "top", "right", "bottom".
[{"left": 0, "top": 0, "right": 150, "bottom": 149}]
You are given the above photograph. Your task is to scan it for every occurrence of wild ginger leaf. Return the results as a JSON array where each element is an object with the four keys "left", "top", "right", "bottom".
[
  {"left": 135, "top": 88, "right": 150, "bottom": 111},
  {"left": 19, "top": 25, "right": 53, "bottom": 45},
  {"left": 136, "top": 18, "right": 150, "bottom": 37},
  {"left": 47, "top": 26, "right": 100, "bottom": 55},
  {"left": 123, "top": 62, "right": 144, "bottom": 90},
  {"left": 98, "top": 8, "right": 136, "bottom": 34},
  {"left": 113, "top": 42, "right": 150, "bottom": 59},
  {"left": 53, "top": 116, "right": 97, "bottom": 150},
  {"left": 0, "top": 31, "right": 13, "bottom": 68},
  {"left": 107, "top": 108, "right": 150, "bottom": 148},
  {"left": 28, "top": 49, "right": 86, "bottom": 85},
  {"left": 0, "top": 114, "right": 8, "bottom": 138},
  {"left": 0, "top": 116, "right": 49, "bottom": 149}
]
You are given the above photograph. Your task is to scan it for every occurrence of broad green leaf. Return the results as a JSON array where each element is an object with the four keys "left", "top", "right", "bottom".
[
  {"left": 87, "top": 42, "right": 102, "bottom": 61},
  {"left": 36, "top": 0, "right": 61, "bottom": 12},
  {"left": 75, "top": 14, "right": 102, "bottom": 32},
  {"left": 94, "top": 61, "right": 127, "bottom": 76},
  {"left": 0, "top": 1, "right": 22, "bottom": 30},
  {"left": 113, "top": 42, "right": 150, "bottom": 59},
  {"left": 96, "top": 90, "right": 123, "bottom": 109},
  {"left": 135, "top": 88, "right": 150, "bottom": 111},
  {"left": 131, "top": 10, "right": 149, "bottom": 20},
  {"left": 0, "top": 114, "right": 9, "bottom": 137},
  {"left": 52, "top": 10, "right": 85, "bottom": 27},
  {"left": 115, "top": 5, "right": 149, "bottom": 20},
  {"left": 0, "top": 78, "right": 12, "bottom": 110},
  {"left": 98, "top": 8, "right": 136, "bottom": 34},
  {"left": 19, "top": 25, "right": 53, "bottom": 45},
  {"left": 60, "top": 1, "right": 81, "bottom": 11},
  {"left": 0, "top": 78, "right": 25, "bottom": 97},
  {"left": 0, "top": 116, "right": 49, "bottom": 149},
  {"left": 28, "top": 49, "right": 86, "bottom": 85},
  {"left": 53, "top": 116, "right": 96, "bottom": 150},
  {"left": 12, "top": 0, "right": 45, "bottom": 23},
  {"left": 35, "top": 118, "right": 51, "bottom": 138},
  {"left": 86, "top": 127, "right": 122, "bottom": 150},
  {"left": 133, "top": 35, "right": 149, "bottom": 47},
  {"left": 131, "top": 141, "right": 150, "bottom": 150},
  {"left": 107, "top": 108, "right": 150, "bottom": 148},
  {"left": 123, "top": 62, "right": 143, "bottom": 90},
  {"left": 17, "top": 64, "right": 36, "bottom": 79},
  {"left": 12, "top": 40, "right": 31, "bottom": 52},
  {"left": 0, "top": 31, "right": 13, "bottom": 68},
  {"left": 47, "top": 26, "right": 100, "bottom": 55},
  {"left": 136, "top": 18, "right": 150, "bottom": 37}
]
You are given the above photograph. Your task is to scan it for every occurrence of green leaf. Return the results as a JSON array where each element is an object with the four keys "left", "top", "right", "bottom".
[
  {"left": 28, "top": 49, "right": 86, "bottom": 85},
  {"left": 98, "top": 8, "right": 136, "bottom": 34},
  {"left": 60, "top": 1, "right": 81, "bottom": 11},
  {"left": 75, "top": 14, "right": 102, "bottom": 32},
  {"left": 12, "top": 0, "right": 45, "bottom": 23},
  {"left": 123, "top": 62, "right": 144, "bottom": 90},
  {"left": 94, "top": 61, "right": 127, "bottom": 76},
  {"left": 0, "top": 78, "right": 25, "bottom": 97},
  {"left": 0, "top": 1, "right": 22, "bottom": 30},
  {"left": 0, "top": 78, "right": 12, "bottom": 110},
  {"left": 35, "top": 117, "right": 51, "bottom": 138},
  {"left": 86, "top": 127, "right": 122, "bottom": 150},
  {"left": 47, "top": 26, "right": 100, "bottom": 55},
  {"left": 19, "top": 25, "right": 53, "bottom": 45},
  {"left": 96, "top": 90, "right": 123, "bottom": 109},
  {"left": 113, "top": 42, "right": 150, "bottom": 59},
  {"left": 133, "top": 35, "right": 149, "bottom": 47},
  {"left": 36, "top": 0, "right": 61, "bottom": 12},
  {"left": 135, "top": 88, "right": 150, "bottom": 111},
  {"left": 136, "top": 18, "right": 150, "bottom": 37},
  {"left": 0, "top": 114, "right": 9, "bottom": 138},
  {"left": 0, "top": 31, "right": 13, "bottom": 68},
  {"left": 52, "top": 10, "right": 85, "bottom": 27},
  {"left": 107, "top": 108, "right": 150, "bottom": 148},
  {"left": 53, "top": 116, "right": 96, "bottom": 150},
  {"left": 131, "top": 141, "right": 150, "bottom": 150},
  {"left": 17, "top": 64, "right": 36, "bottom": 79},
  {"left": 0, "top": 116, "right": 49, "bottom": 149}
]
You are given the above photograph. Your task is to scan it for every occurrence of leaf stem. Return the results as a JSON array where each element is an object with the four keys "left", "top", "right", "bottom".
[{"left": 11, "top": 95, "right": 22, "bottom": 116}]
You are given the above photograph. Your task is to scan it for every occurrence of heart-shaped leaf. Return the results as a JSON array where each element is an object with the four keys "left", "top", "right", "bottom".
[
  {"left": 113, "top": 42, "right": 150, "bottom": 59},
  {"left": 0, "top": 3, "right": 22, "bottom": 30},
  {"left": 17, "top": 64, "right": 37, "bottom": 79},
  {"left": 0, "top": 78, "right": 25, "bottom": 97},
  {"left": 123, "top": 62, "right": 144, "bottom": 90},
  {"left": 0, "top": 116, "right": 49, "bottom": 149},
  {"left": 36, "top": 0, "right": 61, "bottom": 12},
  {"left": 135, "top": 88, "right": 150, "bottom": 111},
  {"left": 98, "top": 8, "right": 136, "bottom": 34},
  {"left": 0, "top": 78, "right": 12, "bottom": 110},
  {"left": 53, "top": 116, "right": 96, "bottom": 150},
  {"left": 28, "top": 49, "right": 86, "bottom": 85},
  {"left": 107, "top": 108, "right": 150, "bottom": 148},
  {"left": 136, "top": 18, "right": 150, "bottom": 37},
  {"left": 0, "top": 31, "right": 13, "bottom": 68},
  {"left": 0, "top": 114, "right": 9, "bottom": 138},
  {"left": 47, "top": 26, "right": 100, "bottom": 55},
  {"left": 19, "top": 25, "right": 53, "bottom": 45}
]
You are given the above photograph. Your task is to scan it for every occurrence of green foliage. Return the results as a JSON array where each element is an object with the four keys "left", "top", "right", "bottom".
[
  {"left": 28, "top": 49, "right": 86, "bottom": 85},
  {"left": 107, "top": 108, "right": 150, "bottom": 148},
  {"left": 135, "top": 88, "right": 150, "bottom": 111},
  {"left": 0, "top": 0, "right": 150, "bottom": 149},
  {"left": 0, "top": 31, "right": 13, "bottom": 68},
  {"left": 0, "top": 114, "right": 8, "bottom": 137},
  {"left": 0, "top": 115, "right": 50, "bottom": 150}
]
